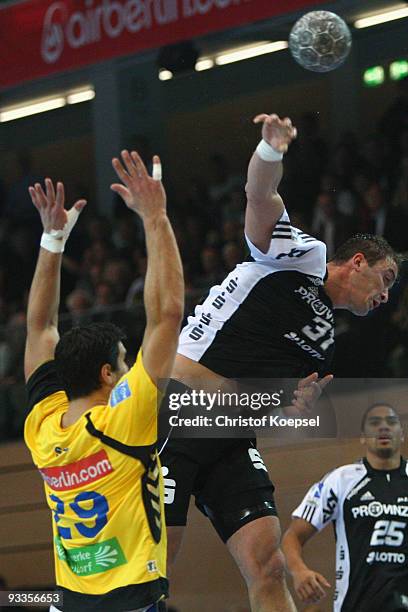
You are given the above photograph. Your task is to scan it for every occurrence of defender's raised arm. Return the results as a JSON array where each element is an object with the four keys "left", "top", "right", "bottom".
[
  {"left": 24, "top": 180, "right": 86, "bottom": 381},
  {"left": 111, "top": 151, "right": 184, "bottom": 386}
]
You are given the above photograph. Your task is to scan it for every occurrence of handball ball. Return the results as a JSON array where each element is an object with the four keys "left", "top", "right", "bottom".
[{"left": 289, "top": 11, "right": 352, "bottom": 73}]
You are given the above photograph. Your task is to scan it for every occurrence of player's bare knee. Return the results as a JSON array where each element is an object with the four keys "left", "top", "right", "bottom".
[
  {"left": 242, "top": 546, "right": 286, "bottom": 588},
  {"left": 264, "top": 548, "right": 286, "bottom": 582},
  {"left": 259, "top": 547, "right": 286, "bottom": 582}
]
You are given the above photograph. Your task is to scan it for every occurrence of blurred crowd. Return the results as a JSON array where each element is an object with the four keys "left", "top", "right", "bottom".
[{"left": 2, "top": 87, "right": 408, "bottom": 440}]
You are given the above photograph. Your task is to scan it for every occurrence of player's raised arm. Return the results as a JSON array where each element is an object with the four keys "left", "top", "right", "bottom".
[
  {"left": 111, "top": 151, "right": 184, "bottom": 387},
  {"left": 245, "top": 113, "right": 297, "bottom": 253},
  {"left": 24, "top": 180, "right": 86, "bottom": 381}
]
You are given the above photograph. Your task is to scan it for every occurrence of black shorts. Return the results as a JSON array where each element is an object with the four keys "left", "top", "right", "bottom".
[{"left": 159, "top": 436, "right": 277, "bottom": 543}]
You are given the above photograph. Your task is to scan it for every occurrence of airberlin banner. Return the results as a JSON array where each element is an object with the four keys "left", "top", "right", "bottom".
[{"left": 0, "top": 0, "right": 327, "bottom": 90}]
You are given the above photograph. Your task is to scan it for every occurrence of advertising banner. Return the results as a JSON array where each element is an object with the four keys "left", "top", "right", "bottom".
[{"left": 0, "top": 0, "right": 328, "bottom": 89}]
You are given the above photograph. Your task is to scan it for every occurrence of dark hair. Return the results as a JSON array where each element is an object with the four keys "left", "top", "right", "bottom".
[
  {"left": 360, "top": 402, "right": 399, "bottom": 432},
  {"left": 331, "top": 234, "right": 404, "bottom": 273},
  {"left": 54, "top": 322, "right": 126, "bottom": 400}
]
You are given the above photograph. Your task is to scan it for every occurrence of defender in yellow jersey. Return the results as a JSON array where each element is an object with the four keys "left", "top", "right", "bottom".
[
  {"left": 26, "top": 350, "right": 166, "bottom": 599},
  {"left": 23, "top": 151, "right": 184, "bottom": 611}
]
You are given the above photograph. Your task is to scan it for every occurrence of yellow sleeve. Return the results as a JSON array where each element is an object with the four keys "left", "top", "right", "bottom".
[
  {"left": 105, "top": 350, "right": 162, "bottom": 446},
  {"left": 24, "top": 391, "right": 68, "bottom": 459}
]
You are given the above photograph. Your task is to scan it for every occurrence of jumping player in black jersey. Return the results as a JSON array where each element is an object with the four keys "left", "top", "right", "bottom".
[
  {"left": 161, "top": 113, "right": 402, "bottom": 612},
  {"left": 283, "top": 403, "right": 408, "bottom": 612}
]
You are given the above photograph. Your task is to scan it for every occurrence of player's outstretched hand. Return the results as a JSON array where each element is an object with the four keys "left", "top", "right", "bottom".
[
  {"left": 287, "top": 372, "right": 333, "bottom": 416},
  {"left": 293, "top": 567, "right": 330, "bottom": 604},
  {"left": 111, "top": 150, "right": 165, "bottom": 221},
  {"left": 29, "top": 179, "right": 87, "bottom": 233},
  {"left": 253, "top": 113, "right": 297, "bottom": 153}
]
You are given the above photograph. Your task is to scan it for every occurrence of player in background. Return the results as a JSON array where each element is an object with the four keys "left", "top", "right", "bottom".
[
  {"left": 282, "top": 402, "right": 408, "bottom": 611},
  {"left": 162, "top": 113, "right": 402, "bottom": 612},
  {"left": 24, "top": 151, "right": 184, "bottom": 612}
]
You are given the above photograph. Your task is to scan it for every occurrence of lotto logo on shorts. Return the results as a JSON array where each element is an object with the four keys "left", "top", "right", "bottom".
[{"left": 39, "top": 450, "right": 113, "bottom": 491}]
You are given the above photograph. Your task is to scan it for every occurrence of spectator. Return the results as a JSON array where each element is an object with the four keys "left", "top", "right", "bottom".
[
  {"left": 94, "top": 281, "right": 118, "bottom": 309},
  {"left": 112, "top": 214, "right": 141, "bottom": 257},
  {"left": 311, "top": 190, "right": 357, "bottom": 258},
  {"left": 320, "top": 172, "right": 357, "bottom": 217},
  {"left": 126, "top": 251, "right": 147, "bottom": 306},
  {"left": 195, "top": 245, "right": 225, "bottom": 288},
  {"left": 388, "top": 285, "right": 408, "bottom": 376},
  {"left": 360, "top": 180, "right": 408, "bottom": 251},
  {"left": 4, "top": 150, "right": 43, "bottom": 229},
  {"left": 220, "top": 186, "right": 245, "bottom": 224},
  {"left": 82, "top": 238, "right": 112, "bottom": 269},
  {"left": 103, "top": 258, "right": 133, "bottom": 302},
  {"left": 289, "top": 111, "right": 329, "bottom": 215},
  {"left": 207, "top": 153, "right": 243, "bottom": 206},
  {"left": 76, "top": 262, "right": 104, "bottom": 296},
  {"left": 64, "top": 288, "right": 93, "bottom": 327},
  {"left": 222, "top": 241, "right": 243, "bottom": 272},
  {"left": 392, "top": 156, "right": 408, "bottom": 214}
]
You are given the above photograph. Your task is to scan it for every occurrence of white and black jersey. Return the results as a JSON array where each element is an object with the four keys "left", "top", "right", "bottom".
[
  {"left": 178, "top": 209, "right": 334, "bottom": 378},
  {"left": 293, "top": 459, "right": 408, "bottom": 612}
]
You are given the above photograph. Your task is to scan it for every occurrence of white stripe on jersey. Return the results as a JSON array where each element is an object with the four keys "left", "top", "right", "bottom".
[
  {"left": 333, "top": 506, "right": 351, "bottom": 612},
  {"left": 178, "top": 260, "right": 274, "bottom": 362},
  {"left": 178, "top": 210, "right": 327, "bottom": 363}
]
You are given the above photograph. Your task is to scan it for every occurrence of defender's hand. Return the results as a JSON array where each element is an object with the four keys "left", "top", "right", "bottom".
[
  {"left": 293, "top": 567, "right": 330, "bottom": 604},
  {"left": 286, "top": 372, "right": 333, "bottom": 416},
  {"left": 111, "top": 150, "right": 166, "bottom": 221},
  {"left": 29, "top": 179, "right": 86, "bottom": 233},
  {"left": 253, "top": 113, "right": 297, "bottom": 153}
]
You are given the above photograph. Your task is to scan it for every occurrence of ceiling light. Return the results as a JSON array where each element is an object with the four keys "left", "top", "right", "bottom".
[
  {"left": 0, "top": 97, "right": 66, "bottom": 123},
  {"left": 0, "top": 86, "right": 95, "bottom": 123},
  {"left": 159, "top": 69, "right": 173, "bottom": 81},
  {"left": 67, "top": 89, "right": 95, "bottom": 104},
  {"left": 354, "top": 7, "right": 408, "bottom": 29},
  {"left": 195, "top": 58, "right": 214, "bottom": 72},
  {"left": 215, "top": 41, "right": 288, "bottom": 66}
]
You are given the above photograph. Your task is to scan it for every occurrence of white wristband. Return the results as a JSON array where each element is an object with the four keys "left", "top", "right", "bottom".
[
  {"left": 40, "top": 230, "right": 65, "bottom": 253},
  {"left": 39, "top": 206, "right": 82, "bottom": 253},
  {"left": 256, "top": 139, "right": 284, "bottom": 162}
]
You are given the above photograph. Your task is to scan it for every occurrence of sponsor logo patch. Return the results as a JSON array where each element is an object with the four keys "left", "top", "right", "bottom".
[
  {"left": 40, "top": 450, "right": 113, "bottom": 491},
  {"left": 314, "top": 482, "right": 324, "bottom": 499},
  {"left": 284, "top": 331, "right": 325, "bottom": 360},
  {"left": 147, "top": 560, "right": 158, "bottom": 573},
  {"left": 366, "top": 551, "right": 406, "bottom": 565},
  {"left": 110, "top": 379, "right": 131, "bottom": 407},
  {"left": 352, "top": 502, "right": 408, "bottom": 519},
  {"left": 55, "top": 536, "right": 126, "bottom": 575}
]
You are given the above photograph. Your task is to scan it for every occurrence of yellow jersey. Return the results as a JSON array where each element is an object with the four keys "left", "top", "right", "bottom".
[{"left": 24, "top": 351, "right": 167, "bottom": 611}]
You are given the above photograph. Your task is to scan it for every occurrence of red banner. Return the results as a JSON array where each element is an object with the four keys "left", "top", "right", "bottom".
[{"left": 0, "top": 0, "right": 328, "bottom": 90}]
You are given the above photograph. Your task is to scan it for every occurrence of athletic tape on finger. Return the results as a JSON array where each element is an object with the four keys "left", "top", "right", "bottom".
[
  {"left": 65, "top": 206, "right": 80, "bottom": 236},
  {"left": 152, "top": 162, "right": 162, "bottom": 181}
]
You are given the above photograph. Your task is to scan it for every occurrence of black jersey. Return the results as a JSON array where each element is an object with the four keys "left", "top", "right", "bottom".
[
  {"left": 178, "top": 209, "right": 334, "bottom": 378},
  {"left": 293, "top": 459, "right": 408, "bottom": 612}
]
